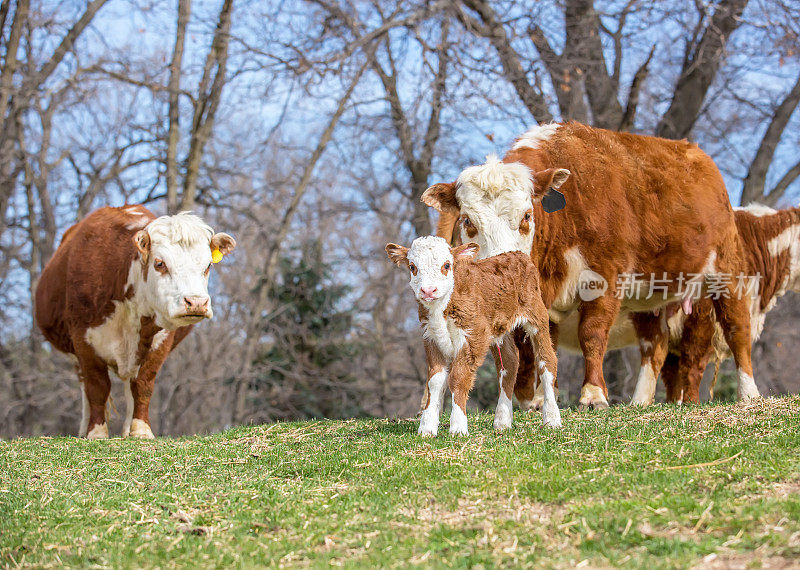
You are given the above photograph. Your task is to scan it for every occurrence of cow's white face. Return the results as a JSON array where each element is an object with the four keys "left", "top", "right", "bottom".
[
  {"left": 422, "top": 155, "right": 569, "bottom": 259},
  {"left": 134, "top": 213, "right": 236, "bottom": 330},
  {"left": 386, "top": 237, "right": 479, "bottom": 306}
]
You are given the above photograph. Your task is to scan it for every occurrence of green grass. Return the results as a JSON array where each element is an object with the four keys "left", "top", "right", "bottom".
[{"left": 2, "top": 397, "right": 799, "bottom": 568}]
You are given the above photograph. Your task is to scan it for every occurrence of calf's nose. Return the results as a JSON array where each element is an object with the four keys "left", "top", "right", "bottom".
[
  {"left": 421, "top": 286, "right": 438, "bottom": 298},
  {"left": 183, "top": 295, "right": 210, "bottom": 313}
]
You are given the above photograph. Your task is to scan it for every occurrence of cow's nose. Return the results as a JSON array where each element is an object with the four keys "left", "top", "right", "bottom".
[
  {"left": 421, "top": 286, "right": 438, "bottom": 298},
  {"left": 183, "top": 296, "right": 210, "bottom": 313}
]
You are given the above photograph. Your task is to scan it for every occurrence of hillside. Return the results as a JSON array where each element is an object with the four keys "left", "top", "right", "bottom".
[{"left": 2, "top": 397, "right": 799, "bottom": 568}]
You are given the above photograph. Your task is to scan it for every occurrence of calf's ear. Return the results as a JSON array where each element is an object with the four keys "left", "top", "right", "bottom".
[
  {"left": 421, "top": 182, "right": 459, "bottom": 213},
  {"left": 211, "top": 233, "right": 237, "bottom": 256},
  {"left": 452, "top": 242, "right": 479, "bottom": 260},
  {"left": 385, "top": 243, "right": 409, "bottom": 267},
  {"left": 133, "top": 230, "right": 151, "bottom": 260}
]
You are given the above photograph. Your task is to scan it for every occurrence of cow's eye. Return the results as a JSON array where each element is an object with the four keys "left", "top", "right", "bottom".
[
  {"left": 443, "top": 261, "right": 451, "bottom": 272},
  {"left": 462, "top": 216, "right": 472, "bottom": 227},
  {"left": 204, "top": 263, "right": 211, "bottom": 276},
  {"left": 153, "top": 259, "right": 168, "bottom": 273},
  {"left": 408, "top": 262, "right": 418, "bottom": 276},
  {"left": 523, "top": 212, "right": 532, "bottom": 222}
]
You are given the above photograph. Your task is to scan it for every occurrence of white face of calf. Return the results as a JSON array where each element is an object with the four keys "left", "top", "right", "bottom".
[
  {"left": 134, "top": 213, "right": 236, "bottom": 330},
  {"left": 422, "top": 154, "right": 570, "bottom": 259},
  {"left": 385, "top": 236, "right": 479, "bottom": 306}
]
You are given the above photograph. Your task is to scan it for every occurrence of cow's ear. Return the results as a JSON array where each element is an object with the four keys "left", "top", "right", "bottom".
[
  {"left": 532, "top": 168, "right": 570, "bottom": 199},
  {"left": 133, "top": 230, "right": 151, "bottom": 259},
  {"left": 211, "top": 233, "right": 236, "bottom": 256},
  {"left": 452, "top": 242, "right": 479, "bottom": 260},
  {"left": 385, "top": 243, "right": 409, "bottom": 267},
  {"left": 421, "top": 182, "right": 459, "bottom": 213}
]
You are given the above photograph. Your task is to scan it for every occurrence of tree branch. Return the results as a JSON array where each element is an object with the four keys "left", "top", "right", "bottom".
[{"left": 740, "top": 71, "right": 800, "bottom": 204}]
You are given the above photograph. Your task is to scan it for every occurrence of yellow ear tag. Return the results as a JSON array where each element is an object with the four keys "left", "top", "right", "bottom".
[{"left": 211, "top": 248, "right": 223, "bottom": 264}]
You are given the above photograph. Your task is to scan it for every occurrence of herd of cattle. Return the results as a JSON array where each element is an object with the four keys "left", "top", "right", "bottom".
[{"left": 34, "top": 121, "right": 800, "bottom": 438}]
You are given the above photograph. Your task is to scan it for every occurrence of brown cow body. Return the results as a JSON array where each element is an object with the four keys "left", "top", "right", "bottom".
[
  {"left": 423, "top": 121, "right": 759, "bottom": 408},
  {"left": 637, "top": 204, "right": 800, "bottom": 404},
  {"left": 35, "top": 205, "right": 234, "bottom": 439}
]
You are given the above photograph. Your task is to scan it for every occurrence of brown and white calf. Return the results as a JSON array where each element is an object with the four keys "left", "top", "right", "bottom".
[
  {"left": 424, "top": 121, "right": 759, "bottom": 409},
  {"left": 35, "top": 205, "right": 235, "bottom": 439},
  {"left": 386, "top": 236, "right": 560, "bottom": 436},
  {"left": 628, "top": 204, "right": 800, "bottom": 404}
]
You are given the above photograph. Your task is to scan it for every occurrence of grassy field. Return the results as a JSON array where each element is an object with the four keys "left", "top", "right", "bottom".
[{"left": 2, "top": 397, "right": 799, "bottom": 568}]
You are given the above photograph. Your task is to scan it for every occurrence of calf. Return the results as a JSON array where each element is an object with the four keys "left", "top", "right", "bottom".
[
  {"left": 386, "top": 236, "right": 560, "bottom": 436},
  {"left": 35, "top": 206, "right": 236, "bottom": 439},
  {"left": 424, "top": 122, "right": 758, "bottom": 409}
]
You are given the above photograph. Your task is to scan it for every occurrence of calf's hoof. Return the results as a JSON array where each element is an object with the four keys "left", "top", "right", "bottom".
[
  {"left": 542, "top": 405, "right": 563, "bottom": 429},
  {"left": 86, "top": 423, "right": 109, "bottom": 440},
  {"left": 493, "top": 417, "right": 512, "bottom": 431},
  {"left": 519, "top": 396, "right": 544, "bottom": 412},
  {"left": 417, "top": 425, "right": 438, "bottom": 438},
  {"left": 128, "top": 419, "right": 155, "bottom": 439},
  {"left": 449, "top": 424, "right": 469, "bottom": 436}
]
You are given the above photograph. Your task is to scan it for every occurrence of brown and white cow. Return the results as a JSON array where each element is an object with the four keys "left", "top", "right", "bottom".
[
  {"left": 627, "top": 204, "right": 800, "bottom": 404},
  {"left": 35, "top": 205, "right": 235, "bottom": 439},
  {"left": 423, "top": 121, "right": 759, "bottom": 409}
]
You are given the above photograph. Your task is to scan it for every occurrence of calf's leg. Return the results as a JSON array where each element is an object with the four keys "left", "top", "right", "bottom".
[
  {"left": 447, "top": 347, "right": 481, "bottom": 436},
  {"left": 418, "top": 340, "right": 449, "bottom": 437},
  {"left": 516, "top": 321, "right": 559, "bottom": 411},
  {"left": 492, "top": 336, "right": 519, "bottom": 431},
  {"left": 523, "top": 302, "right": 561, "bottom": 428}
]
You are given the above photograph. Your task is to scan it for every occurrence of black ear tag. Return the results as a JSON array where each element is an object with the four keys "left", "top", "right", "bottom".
[{"left": 541, "top": 188, "right": 566, "bottom": 213}]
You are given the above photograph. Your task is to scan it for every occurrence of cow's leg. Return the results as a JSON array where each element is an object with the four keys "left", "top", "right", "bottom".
[
  {"left": 419, "top": 340, "right": 449, "bottom": 437},
  {"left": 577, "top": 295, "right": 620, "bottom": 409},
  {"left": 447, "top": 347, "right": 482, "bottom": 436},
  {"left": 672, "top": 303, "right": 715, "bottom": 403},
  {"left": 522, "top": 311, "right": 561, "bottom": 428},
  {"left": 493, "top": 335, "right": 519, "bottom": 431},
  {"left": 126, "top": 330, "right": 176, "bottom": 438},
  {"left": 75, "top": 350, "right": 111, "bottom": 439},
  {"left": 516, "top": 321, "right": 558, "bottom": 411},
  {"left": 630, "top": 312, "right": 669, "bottom": 406},
  {"left": 711, "top": 292, "right": 759, "bottom": 400}
]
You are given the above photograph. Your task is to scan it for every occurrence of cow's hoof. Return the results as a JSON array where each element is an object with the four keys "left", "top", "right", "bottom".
[
  {"left": 86, "top": 423, "right": 109, "bottom": 440},
  {"left": 128, "top": 419, "right": 155, "bottom": 439},
  {"left": 578, "top": 385, "right": 609, "bottom": 411}
]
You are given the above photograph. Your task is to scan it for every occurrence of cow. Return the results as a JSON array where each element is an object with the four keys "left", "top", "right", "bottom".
[
  {"left": 385, "top": 237, "right": 560, "bottom": 436},
  {"left": 627, "top": 204, "right": 800, "bottom": 404},
  {"left": 422, "top": 121, "right": 760, "bottom": 410},
  {"left": 35, "top": 205, "right": 236, "bottom": 439}
]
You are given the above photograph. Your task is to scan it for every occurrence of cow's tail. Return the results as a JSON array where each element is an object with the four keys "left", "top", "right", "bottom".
[{"left": 436, "top": 210, "right": 459, "bottom": 245}]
